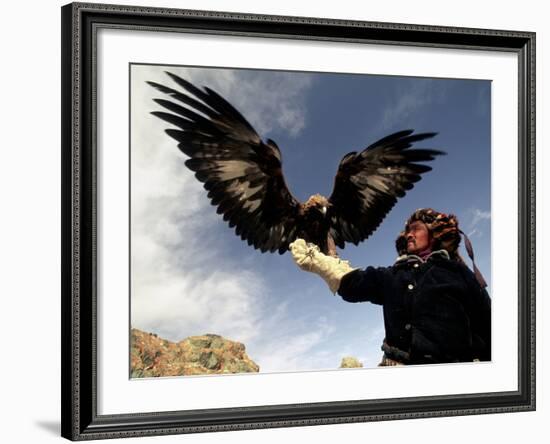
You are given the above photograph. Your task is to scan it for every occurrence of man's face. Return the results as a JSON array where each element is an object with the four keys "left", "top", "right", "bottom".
[{"left": 406, "top": 220, "right": 432, "bottom": 254}]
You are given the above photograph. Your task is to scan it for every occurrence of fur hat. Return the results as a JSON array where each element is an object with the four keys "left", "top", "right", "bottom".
[
  {"left": 395, "top": 208, "right": 461, "bottom": 257},
  {"left": 395, "top": 208, "right": 487, "bottom": 288}
]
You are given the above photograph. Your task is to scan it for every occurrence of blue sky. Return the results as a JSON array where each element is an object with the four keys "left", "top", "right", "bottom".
[{"left": 130, "top": 65, "right": 491, "bottom": 374}]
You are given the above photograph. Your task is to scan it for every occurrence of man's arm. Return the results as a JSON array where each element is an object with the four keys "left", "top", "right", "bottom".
[
  {"left": 289, "top": 239, "right": 386, "bottom": 304},
  {"left": 337, "top": 267, "right": 386, "bottom": 305}
]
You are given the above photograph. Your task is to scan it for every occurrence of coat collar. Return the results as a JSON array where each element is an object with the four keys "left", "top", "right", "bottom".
[{"left": 394, "top": 249, "right": 450, "bottom": 266}]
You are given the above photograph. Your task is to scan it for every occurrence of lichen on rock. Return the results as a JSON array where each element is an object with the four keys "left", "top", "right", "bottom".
[
  {"left": 339, "top": 356, "right": 363, "bottom": 368},
  {"left": 130, "top": 329, "right": 259, "bottom": 378}
]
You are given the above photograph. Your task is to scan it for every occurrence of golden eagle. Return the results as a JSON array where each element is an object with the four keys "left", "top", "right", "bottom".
[{"left": 147, "top": 72, "right": 444, "bottom": 256}]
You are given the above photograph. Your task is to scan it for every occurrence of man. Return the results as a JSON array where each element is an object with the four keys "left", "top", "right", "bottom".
[{"left": 290, "top": 208, "right": 491, "bottom": 366}]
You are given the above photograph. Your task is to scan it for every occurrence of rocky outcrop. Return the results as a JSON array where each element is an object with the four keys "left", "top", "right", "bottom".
[
  {"left": 339, "top": 356, "right": 363, "bottom": 368},
  {"left": 130, "top": 328, "right": 259, "bottom": 378}
]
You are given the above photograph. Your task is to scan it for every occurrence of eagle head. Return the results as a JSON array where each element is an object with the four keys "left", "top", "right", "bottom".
[{"left": 304, "top": 194, "right": 331, "bottom": 217}]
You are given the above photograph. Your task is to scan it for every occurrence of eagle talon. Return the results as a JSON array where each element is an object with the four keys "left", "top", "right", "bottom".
[{"left": 304, "top": 249, "right": 316, "bottom": 269}]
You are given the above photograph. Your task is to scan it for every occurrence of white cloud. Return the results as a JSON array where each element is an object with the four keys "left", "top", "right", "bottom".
[
  {"left": 140, "top": 66, "right": 313, "bottom": 138},
  {"left": 237, "top": 73, "right": 312, "bottom": 137},
  {"left": 130, "top": 64, "right": 332, "bottom": 374},
  {"left": 465, "top": 208, "right": 491, "bottom": 237},
  {"left": 250, "top": 314, "right": 338, "bottom": 372},
  {"left": 470, "top": 208, "right": 491, "bottom": 226},
  {"left": 380, "top": 79, "right": 448, "bottom": 130},
  {"left": 327, "top": 324, "right": 385, "bottom": 369}
]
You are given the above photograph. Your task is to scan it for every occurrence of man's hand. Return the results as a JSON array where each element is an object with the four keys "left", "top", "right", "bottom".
[{"left": 289, "top": 238, "right": 357, "bottom": 294}]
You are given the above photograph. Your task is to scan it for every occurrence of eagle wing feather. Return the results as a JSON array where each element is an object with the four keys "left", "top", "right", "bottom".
[
  {"left": 328, "top": 130, "right": 444, "bottom": 248},
  {"left": 148, "top": 72, "right": 301, "bottom": 254}
]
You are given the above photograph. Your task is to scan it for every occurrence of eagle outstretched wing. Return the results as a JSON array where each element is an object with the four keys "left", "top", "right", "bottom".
[
  {"left": 327, "top": 129, "right": 444, "bottom": 249},
  {"left": 147, "top": 72, "right": 301, "bottom": 254}
]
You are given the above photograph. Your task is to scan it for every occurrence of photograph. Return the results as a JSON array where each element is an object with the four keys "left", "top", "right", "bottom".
[
  {"left": 129, "top": 64, "right": 492, "bottom": 377},
  {"left": 59, "top": 2, "right": 536, "bottom": 439},
  {"left": 3, "top": 0, "right": 545, "bottom": 442}
]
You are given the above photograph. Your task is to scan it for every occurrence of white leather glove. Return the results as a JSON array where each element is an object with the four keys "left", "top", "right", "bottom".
[{"left": 289, "top": 238, "right": 357, "bottom": 294}]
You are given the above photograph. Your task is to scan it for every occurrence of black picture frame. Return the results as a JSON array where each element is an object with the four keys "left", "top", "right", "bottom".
[{"left": 61, "top": 2, "right": 536, "bottom": 440}]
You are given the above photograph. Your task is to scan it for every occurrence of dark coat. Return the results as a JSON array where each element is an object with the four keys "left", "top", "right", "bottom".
[{"left": 337, "top": 250, "right": 491, "bottom": 365}]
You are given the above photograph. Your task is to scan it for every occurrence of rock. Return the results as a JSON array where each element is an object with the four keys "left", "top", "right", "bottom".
[
  {"left": 188, "top": 337, "right": 212, "bottom": 348},
  {"left": 340, "top": 356, "right": 363, "bottom": 368},
  {"left": 130, "top": 328, "right": 259, "bottom": 378},
  {"left": 199, "top": 351, "right": 220, "bottom": 370},
  {"left": 208, "top": 335, "right": 225, "bottom": 350}
]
